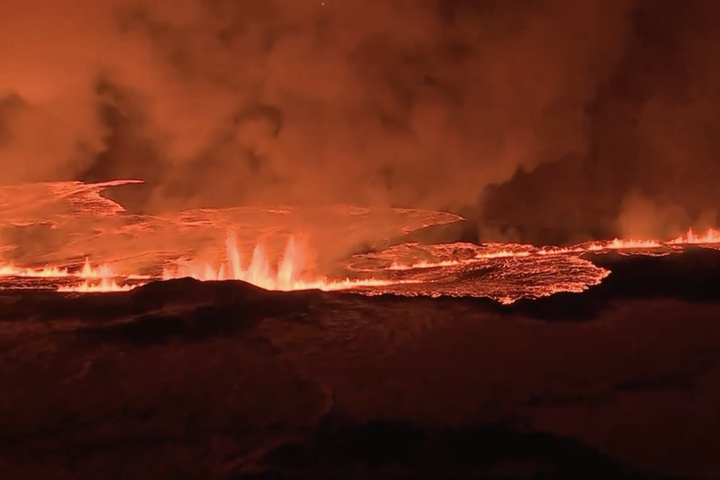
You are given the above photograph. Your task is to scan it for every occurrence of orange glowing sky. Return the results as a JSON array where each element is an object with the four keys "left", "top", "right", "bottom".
[{"left": 1, "top": 0, "right": 719, "bottom": 247}]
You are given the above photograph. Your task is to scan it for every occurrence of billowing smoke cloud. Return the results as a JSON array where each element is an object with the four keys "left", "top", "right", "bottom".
[
  {"left": 481, "top": 0, "right": 720, "bottom": 243},
  {"left": 1, "top": 0, "right": 718, "bottom": 243}
]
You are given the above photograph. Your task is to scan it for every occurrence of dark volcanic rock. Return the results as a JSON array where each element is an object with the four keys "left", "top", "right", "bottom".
[
  {"left": 1, "top": 254, "right": 720, "bottom": 479},
  {"left": 233, "top": 419, "right": 665, "bottom": 480},
  {"left": 69, "top": 279, "right": 317, "bottom": 346}
]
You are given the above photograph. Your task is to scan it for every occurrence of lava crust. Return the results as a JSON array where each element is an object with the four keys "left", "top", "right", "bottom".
[{"left": 1, "top": 250, "right": 719, "bottom": 479}]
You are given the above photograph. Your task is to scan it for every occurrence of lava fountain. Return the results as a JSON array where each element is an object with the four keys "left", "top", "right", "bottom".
[{"left": 161, "top": 233, "right": 398, "bottom": 292}]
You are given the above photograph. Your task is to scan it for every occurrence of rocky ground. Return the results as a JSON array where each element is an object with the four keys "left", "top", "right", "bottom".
[{"left": 1, "top": 249, "right": 720, "bottom": 479}]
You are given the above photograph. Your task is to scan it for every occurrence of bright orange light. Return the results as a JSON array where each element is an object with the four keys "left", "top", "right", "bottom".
[
  {"left": 161, "top": 233, "right": 397, "bottom": 291},
  {"left": 58, "top": 278, "right": 135, "bottom": 292},
  {"left": 669, "top": 228, "right": 720, "bottom": 244}
]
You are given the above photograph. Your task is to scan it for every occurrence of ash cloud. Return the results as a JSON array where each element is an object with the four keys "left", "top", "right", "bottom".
[{"left": 1, "top": 0, "right": 719, "bottom": 243}]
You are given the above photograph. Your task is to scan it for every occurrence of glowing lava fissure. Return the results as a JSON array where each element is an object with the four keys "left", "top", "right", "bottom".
[
  {"left": 3, "top": 180, "right": 720, "bottom": 303},
  {"left": 160, "top": 233, "right": 399, "bottom": 292},
  {"left": 1, "top": 233, "right": 403, "bottom": 293},
  {"left": 3, "top": 227, "right": 720, "bottom": 301},
  {"left": 343, "top": 228, "right": 720, "bottom": 304}
]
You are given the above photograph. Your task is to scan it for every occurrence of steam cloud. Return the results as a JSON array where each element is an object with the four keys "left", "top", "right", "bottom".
[{"left": 1, "top": 0, "right": 719, "bottom": 243}]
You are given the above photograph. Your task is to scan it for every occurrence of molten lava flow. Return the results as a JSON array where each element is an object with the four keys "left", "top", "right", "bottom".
[
  {"left": 48, "top": 226, "right": 720, "bottom": 297},
  {"left": 348, "top": 241, "right": 613, "bottom": 304},
  {"left": 0, "top": 264, "right": 70, "bottom": 277},
  {"left": 57, "top": 260, "right": 147, "bottom": 292},
  {"left": 388, "top": 259, "right": 465, "bottom": 270},
  {"left": 476, "top": 249, "right": 532, "bottom": 259},
  {"left": 79, "top": 258, "right": 116, "bottom": 278},
  {"left": 379, "top": 237, "right": 665, "bottom": 271},
  {"left": 162, "top": 234, "right": 397, "bottom": 292},
  {"left": 4, "top": 178, "right": 720, "bottom": 304},
  {"left": 669, "top": 228, "right": 720, "bottom": 244},
  {"left": 537, "top": 246, "right": 586, "bottom": 256},
  {"left": 0, "top": 257, "right": 123, "bottom": 279},
  {"left": 0, "top": 253, "right": 150, "bottom": 292},
  {"left": 58, "top": 278, "right": 135, "bottom": 292},
  {"left": 602, "top": 238, "right": 663, "bottom": 249}
]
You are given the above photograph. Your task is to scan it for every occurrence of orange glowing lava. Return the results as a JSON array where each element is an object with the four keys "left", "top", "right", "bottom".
[
  {"left": 0, "top": 264, "right": 70, "bottom": 277},
  {"left": 476, "top": 249, "right": 532, "bottom": 259},
  {"left": 161, "top": 233, "right": 398, "bottom": 292},
  {"left": 0, "top": 257, "right": 126, "bottom": 279},
  {"left": 79, "top": 258, "right": 117, "bottom": 278},
  {"left": 58, "top": 278, "right": 136, "bottom": 293},
  {"left": 603, "top": 238, "right": 663, "bottom": 249},
  {"left": 388, "top": 259, "right": 466, "bottom": 270},
  {"left": 537, "top": 246, "right": 586, "bottom": 256},
  {"left": 7, "top": 179, "right": 720, "bottom": 302},
  {"left": 669, "top": 228, "right": 720, "bottom": 244},
  {"left": 382, "top": 236, "right": 668, "bottom": 271},
  {"left": 50, "top": 227, "right": 712, "bottom": 295}
]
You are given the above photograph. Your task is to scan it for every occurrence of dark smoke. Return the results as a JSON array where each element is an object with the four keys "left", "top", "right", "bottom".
[
  {"left": 482, "top": 0, "right": 720, "bottom": 243},
  {"left": 1, "top": 0, "right": 719, "bottom": 244}
]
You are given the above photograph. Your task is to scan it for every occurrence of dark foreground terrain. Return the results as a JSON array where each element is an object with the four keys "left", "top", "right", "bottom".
[{"left": 1, "top": 248, "right": 720, "bottom": 479}]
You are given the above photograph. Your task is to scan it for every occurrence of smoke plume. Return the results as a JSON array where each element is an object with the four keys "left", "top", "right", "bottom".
[{"left": 2, "top": 0, "right": 719, "bottom": 243}]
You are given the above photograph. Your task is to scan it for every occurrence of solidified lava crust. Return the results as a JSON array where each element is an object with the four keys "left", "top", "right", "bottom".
[{"left": 2, "top": 250, "right": 720, "bottom": 479}]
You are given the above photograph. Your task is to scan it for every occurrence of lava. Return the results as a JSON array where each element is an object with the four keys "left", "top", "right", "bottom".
[
  {"left": 161, "top": 234, "right": 398, "bottom": 292},
  {"left": 4, "top": 180, "right": 720, "bottom": 303},
  {"left": 79, "top": 259, "right": 117, "bottom": 279},
  {"left": 0, "top": 257, "right": 131, "bottom": 280},
  {"left": 602, "top": 238, "right": 663, "bottom": 249},
  {"left": 388, "top": 259, "right": 466, "bottom": 270},
  {"left": 348, "top": 241, "right": 613, "bottom": 304},
  {"left": 58, "top": 278, "right": 136, "bottom": 293},
  {"left": 476, "top": 249, "right": 532, "bottom": 259},
  {"left": 0, "top": 264, "right": 70, "bottom": 278},
  {"left": 5, "top": 226, "right": 720, "bottom": 299},
  {"left": 669, "top": 228, "right": 720, "bottom": 244}
]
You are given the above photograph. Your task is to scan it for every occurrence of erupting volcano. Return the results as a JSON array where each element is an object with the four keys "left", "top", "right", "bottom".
[
  {"left": 6, "top": 1, "right": 720, "bottom": 477},
  {"left": 2, "top": 181, "right": 720, "bottom": 305},
  {"left": 160, "top": 233, "right": 399, "bottom": 292}
]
